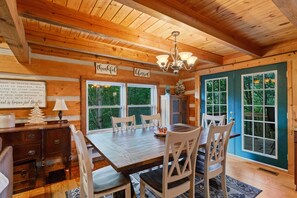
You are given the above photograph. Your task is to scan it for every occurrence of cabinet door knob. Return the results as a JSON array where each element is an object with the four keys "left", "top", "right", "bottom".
[
  {"left": 21, "top": 170, "right": 27, "bottom": 177},
  {"left": 54, "top": 139, "right": 61, "bottom": 145},
  {"left": 28, "top": 150, "right": 36, "bottom": 156}
]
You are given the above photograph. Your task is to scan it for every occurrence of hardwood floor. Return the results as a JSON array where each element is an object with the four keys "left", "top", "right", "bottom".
[{"left": 13, "top": 156, "right": 297, "bottom": 198}]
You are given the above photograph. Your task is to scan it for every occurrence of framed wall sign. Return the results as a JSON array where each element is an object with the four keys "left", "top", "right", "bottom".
[
  {"left": 134, "top": 68, "right": 150, "bottom": 78},
  {"left": 0, "top": 79, "right": 46, "bottom": 109},
  {"left": 95, "top": 63, "right": 117, "bottom": 75}
]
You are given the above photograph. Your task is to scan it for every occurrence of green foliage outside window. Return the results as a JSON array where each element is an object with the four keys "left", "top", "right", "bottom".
[
  {"left": 88, "top": 84, "right": 121, "bottom": 131},
  {"left": 88, "top": 84, "right": 154, "bottom": 131}
]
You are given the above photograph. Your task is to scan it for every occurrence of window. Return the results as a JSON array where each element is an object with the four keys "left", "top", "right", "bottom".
[
  {"left": 128, "top": 84, "right": 157, "bottom": 125},
  {"left": 86, "top": 81, "right": 157, "bottom": 133},
  {"left": 242, "top": 71, "right": 277, "bottom": 158},
  {"left": 205, "top": 77, "right": 228, "bottom": 117}
]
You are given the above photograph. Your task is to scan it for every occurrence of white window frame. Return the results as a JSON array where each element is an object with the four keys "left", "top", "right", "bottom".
[
  {"left": 127, "top": 83, "right": 158, "bottom": 125},
  {"left": 205, "top": 77, "right": 228, "bottom": 120},
  {"left": 86, "top": 80, "right": 126, "bottom": 133},
  {"left": 86, "top": 81, "right": 157, "bottom": 133},
  {"left": 241, "top": 70, "right": 278, "bottom": 159}
]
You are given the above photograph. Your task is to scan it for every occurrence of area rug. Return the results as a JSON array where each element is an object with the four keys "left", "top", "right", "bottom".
[{"left": 66, "top": 172, "right": 262, "bottom": 198}]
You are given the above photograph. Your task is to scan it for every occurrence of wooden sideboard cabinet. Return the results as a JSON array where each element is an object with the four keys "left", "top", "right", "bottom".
[{"left": 0, "top": 122, "right": 71, "bottom": 193}]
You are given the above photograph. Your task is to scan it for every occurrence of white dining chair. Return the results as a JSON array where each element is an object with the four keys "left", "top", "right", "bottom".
[
  {"left": 196, "top": 122, "right": 234, "bottom": 198},
  {"left": 0, "top": 146, "right": 13, "bottom": 198},
  {"left": 140, "top": 127, "right": 202, "bottom": 198},
  {"left": 69, "top": 124, "right": 131, "bottom": 198},
  {"left": 112, "top": 115, "right": 136, "bottom": 132},
  {"left": 202, "top": 113, "right": 226, "bottom": 129},
  {"left": 140, "top": 113, "right": 161, "bottom": 128}
]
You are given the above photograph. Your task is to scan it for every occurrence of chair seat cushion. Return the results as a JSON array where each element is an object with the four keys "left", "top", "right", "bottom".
[
  {"left": 92, "top": 165, "right": 130, "bottom": 193},
  {"left": 195, "top": 156, "right": 222, "bottom": 174},
  {"left": 140, "top": 167, "right": 189, "bottom": 193}
]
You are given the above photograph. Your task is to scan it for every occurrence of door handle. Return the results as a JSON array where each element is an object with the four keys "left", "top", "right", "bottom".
[{"left": 229, "top": 111, "right": 235, "bottom": 121}]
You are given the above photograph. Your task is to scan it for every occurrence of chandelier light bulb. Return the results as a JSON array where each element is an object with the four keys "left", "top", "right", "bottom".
[
  {"left": 187, "top": 56, "right": 198, "bottom": 65},
  {"left": 179, "top": 52, "right": 192, "bottom": 61}
]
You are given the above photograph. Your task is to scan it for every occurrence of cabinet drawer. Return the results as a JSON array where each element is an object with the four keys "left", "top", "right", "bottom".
[
  {"left": 0, "top": 130, "right": 41, "bottom": 146},
  {"left": 13, "top": 160, "right": 36, "bottom": 194},
  {"left": 45, "top": 129, "right": 68, "bottom": 155},
  {"left": 23, "top": 131, "right": 41, "bottom": 144},
  {"left": 14, "top": 161, "right": 36, "bottom": 183},
  {"left": 13, "top": 144, "right": 41, "bottom": 162}
]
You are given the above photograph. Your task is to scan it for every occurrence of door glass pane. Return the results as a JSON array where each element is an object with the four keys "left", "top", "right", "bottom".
[
  {"left": 244, "top": 91, "right": 252, "bottom": 105},
  {"left": 244, "top": 76, "right": 253, "bottom": 90},
  {"left": 265, "top": 123, "right": 275, "bottom": 139},
  {"left": 253, "top": 91, "right": 263, "bottom": 105},
  {"left": 265, "top": 107, "right": 275, "bottom": 122},
  {"left": 265, "top": 140, "right": 275, "bottom": 155},
  {"left": 244, "top": 136, "right": 252, "bottom": 150},
  {"left": 244, "top": 106, "right": 252, "bottom": 120},
  {"left": 220, "top": 79, "right": 226, "bottom": 91},
  {"left": 206, "top": 81, "right": 213, "bottom": 92},
  {"left": 220, "top": 92, "right": 227, "bottom": 104},
  {"left": 254, "top": 106, "right": 263, "bottom": 121},
  {"left": 264, "top": 73, "right": 275, "bottom": 89},
  {"left": 254, "top": 137, "right": 264, "bottom": 153},
  {"left": 244, "top": 121, "right": 252, "bottom": 135},
  {"left": 242, "top": 71, "right": 277, "bottom": 158},
  {"left": 213, "top": 80, "right": 219, "bottom": 91},
  {"left": 265, "top": 90, "right": 275, "bottom": 105},
  {"left": 205, "top": 78, "right": 228, "bottom": 117},
  {"left": 207, "top": 93, "right": 212, "bottom": 104},
  {"left": 253, "top": 74, "right": 263, "bottom": 89}
]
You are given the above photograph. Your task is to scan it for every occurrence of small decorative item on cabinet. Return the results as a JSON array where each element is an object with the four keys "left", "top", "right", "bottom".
[{"left": 26, "top": 103, "right": 46, "bottom": 125}]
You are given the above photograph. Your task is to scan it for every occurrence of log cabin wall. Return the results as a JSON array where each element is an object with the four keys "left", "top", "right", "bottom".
[{"left": 0, "top": 47, "right": 179, "bottom": 163}]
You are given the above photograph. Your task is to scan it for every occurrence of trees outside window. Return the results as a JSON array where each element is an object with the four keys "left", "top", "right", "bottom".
[{"left": 87, "top": 81, "right": 157, "bottom": 133}]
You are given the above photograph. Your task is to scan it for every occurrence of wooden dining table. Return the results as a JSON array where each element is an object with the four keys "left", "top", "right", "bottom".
[{"left": 86, "top": 123, "right": 240, "bottom": 175}]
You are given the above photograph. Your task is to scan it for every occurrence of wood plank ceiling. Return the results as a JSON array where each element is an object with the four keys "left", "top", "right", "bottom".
[{"left": 1, "top": 0, "right": 297, "bottom": 71}]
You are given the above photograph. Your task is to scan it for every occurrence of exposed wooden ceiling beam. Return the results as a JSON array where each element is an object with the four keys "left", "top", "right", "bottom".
[
  {"left": 17, "top": 0, "right": 223, "bottom": 65},
  {"left": 115, "top": 0, "right": 262, "bottom": 57},
  {"left": 25, "top": 27, "right": 159, "bottom": 65},
  {"left": 272, "top": 0, "right": 297, "bottom": 27},
  {"left": 0, "top": 0, "right": 30, "bottom": 63},
  {"left": 30, "top": 44, "right": 160, "bottom": 70}
]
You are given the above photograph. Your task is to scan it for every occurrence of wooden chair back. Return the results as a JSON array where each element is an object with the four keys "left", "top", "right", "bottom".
[
  {"left": 70, "top": 124, "right": 94, "bottom": 198},
  {"left": 162, "top": 127, "right": 202, "bottom": 196},
  {"left": 0, "top": 146, "right": 13, "bottom": 198},
  {"left": 202, "top": 113, "right": 226, "bottom": 129},
  {"left": 204, "top": 122, "right": 234, "bottom": 177},
  {"left": 112, "top": 115, "right": 136, "bottom": 132},
  {"left": 140, "top": 113, "right": 161, "bottom": 128}
]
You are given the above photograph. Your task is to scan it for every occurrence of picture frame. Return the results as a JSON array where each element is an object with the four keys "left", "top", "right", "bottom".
[{"left": 0, "top": 79, "right": 47, "bottom": 109}]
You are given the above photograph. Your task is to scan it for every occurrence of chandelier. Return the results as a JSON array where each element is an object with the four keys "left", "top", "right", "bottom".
[{"left": 156, "top": 31, "right": 198, "bottom": 74}]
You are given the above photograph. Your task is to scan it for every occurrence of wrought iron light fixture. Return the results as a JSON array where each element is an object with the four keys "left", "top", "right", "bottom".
[{"left": 156, "top": 31, "right": 198, "bottom": 74}]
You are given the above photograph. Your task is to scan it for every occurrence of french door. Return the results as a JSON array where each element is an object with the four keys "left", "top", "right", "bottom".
[{"left": 200, "top": 63, "right": 287, "bottom": 169}]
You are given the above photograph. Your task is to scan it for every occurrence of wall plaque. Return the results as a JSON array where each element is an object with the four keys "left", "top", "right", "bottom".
[
  {"left": 95, "top": 63, "right": 117, "bottom": 75},
  {"left": 134, "top": 68, "right": 150, "bottom": 78},
  {"left": 0, "top": 79, "right": 46, "bottom": 108}
]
